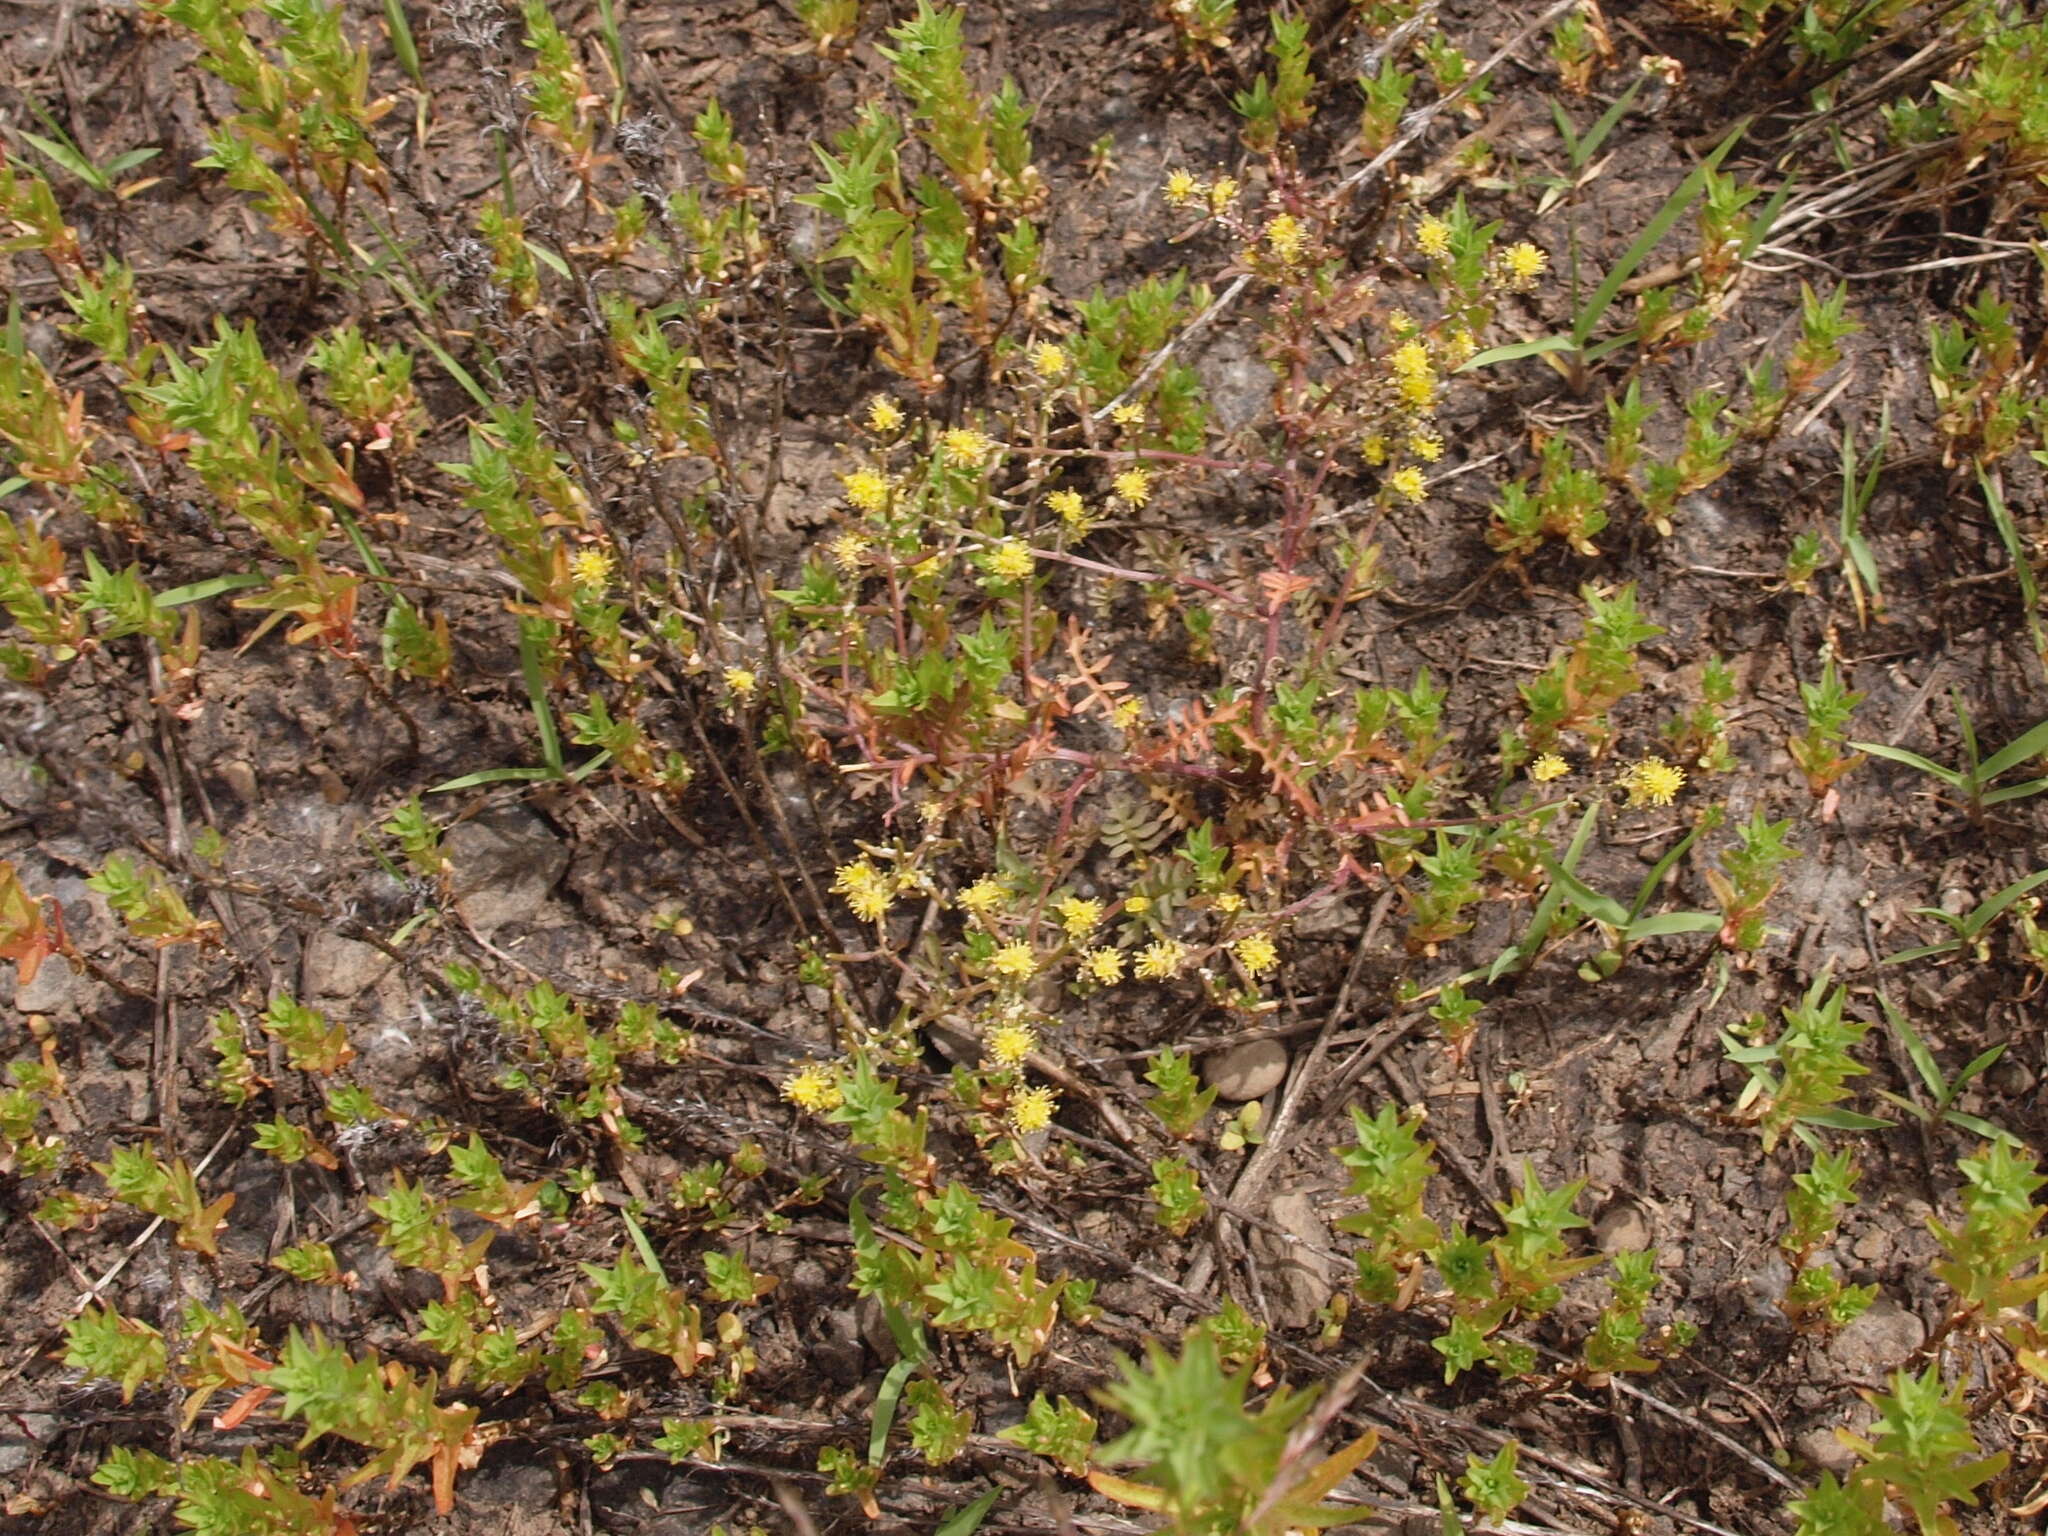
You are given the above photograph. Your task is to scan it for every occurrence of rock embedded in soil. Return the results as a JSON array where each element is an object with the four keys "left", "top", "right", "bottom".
[
  {"left": 1205, "top": 1037, "right": 1287, "bottom": 1102},
  {"left": 1249, "top": 1192, "right": 1339, "bottom": 1330},
  {"left": 1592, "top": 1199, "right": 1652, "bottom": 1254},
  {"left": 1826, "top": 1294, "right": 1925, "bottom": 1377},
  {"left": 301, "top": 930, "right": 394, "bottom": 999},
  {"left": 445, "top": 806, "right": 570, "bottom": 934}
]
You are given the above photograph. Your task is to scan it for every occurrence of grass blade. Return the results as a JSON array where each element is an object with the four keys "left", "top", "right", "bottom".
[
  {"left": 1850, "top": 742, "right": 1964, "bottom": 790},
  {"left": 1975, "top": 716, "right": 2048, "bottom": 785}
]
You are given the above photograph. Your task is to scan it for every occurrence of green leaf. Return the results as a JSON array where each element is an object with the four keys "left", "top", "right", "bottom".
[
  {"left": 154, "top": 572, "right": 269, "bottom": 607},
  {"left": 934, "top": 1488, "right": 1001, "bottom": 1536},
  {"left": 869, "top": 1355, "right": 919, "bottom": 1465},
  {"left": 1975, "top": 716, "right": 2048, "bottom": 785},
  {"left": 1460, "top": 333, "right": 1575, "bottom": 372},
  {"left": 1851, "top": 742, "right": 1964, "bottom": 790},
  {"left": 1622, "top": 911, "right": 1721, "bottom": 941}
]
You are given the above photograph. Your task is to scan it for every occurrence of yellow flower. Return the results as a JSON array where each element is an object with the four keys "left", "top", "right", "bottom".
[
  {"left": 828, "top": 530, "right": 870, "bottom": 572},
  {"left": 1360, "top": 433, "right": 1388, "bottom": 467},
  {"left": 941, "top": 427, "right": 994, "bottom": 462},
  {"left": 1386, "top": 309, "right": 1418, "bottom": 336},
  {"left": 1408, "top": 431, "right": 1444, "bottom": 462},
  {"left": 841, "top": 468, "right": 890, "bottom": 512},
  {"left": 1048, "top": 489, "right": 1089, "bottom": 527},
  {"left": 1009, "top": 1084, "right": 1058, "bottom": 1135},
  {"left": 988, "top": 539, "right": 1035, "bottom": 582},
  {"left": 1030, "top": 341, "right": 1068, "bottom": 378},
  {"left": 1233, "top": 933, "right": 1279, "bottom": 977},
  {"left": 1264, "top": 213, "right": 1307, "bottom": 263},
  {"left": 834, "top": 857, "right": 894, "bottom": 922},
  {"left": 782, "top": 1062, "right": 842, "bottom": 1113},
  {"left": 1530, "top": 752, "right": 1570, "bottom": 783},
  {"left": 1164, "top": 168, "right": 1204, "bottom": 207},
  {"left": 571, "top": 545, "right": 614, "bottom": 588},
  {"left": 1207, "top": 176, "right": 1240, "bottom": 212},
  {"left": 1398, "top": 372, "right": 1437, "bottom": 411},
  {"left": 1112, "top": 467, "right": 1153, "bottom": 506},
  {"left": 1110, "top": 402, "right": 1146, "bottom": 426},
  {"left": 991, "top": 942, "right": 1037, "bottom": 980},
  {"left": 866, "top": 396, "right": 904, "bottom": 433},
  {"left": 1135, "top": 938, "right": 1186, "bottom": 980},
  {"left": 1391, "top": 340, "right": 1432, "bottom": 379},
  {"left": 958, "top": 876, "right": 1007, "bottom": 918},
  {"left": 1083, "top": 946, "right": 1125, "bottom": 984},
  {"left": 1386, "top": 467, "right": 1427, "bottom": 504},
  {"left": 1124, "top": 894, "right": 1152, "bottom": 915},
  {"left": 1055, "top": 895, "right": 1104, "bottom": 937},
  {"left": 986, "top": 1019, "right": 1038, "bottom": 1069},
  {"left": 1500, "top": 242, "right": 1549, "bottom": 290},
  {"left": 724, "top": 666, "right": 758, "bottom": 699},
  {"left": 1444, "top": 329, "right": 1477, "bottom": 367},
  {"left": 1620, "top": 756, "right": 1686, "bottom": 808},
  {"left": 1212, "top": 891, "right": 1243, "bottom": 915},
  {"left": 1416, "top": 216, "right": 1452, "bottom": 259},
  {"left": 1112, "top": 697, "right": 1145, "bottom": 730}
]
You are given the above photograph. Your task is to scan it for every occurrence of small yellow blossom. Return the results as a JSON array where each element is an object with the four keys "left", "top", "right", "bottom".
[
  {"left": 1112, "top": 697, "right": 1145, "bottom": 730},
  {"left": 866, "top": 396, "right": 904, "bottom": 433},
  {"left": 1164, "top": 168, "right": 1204, "bottom": 207},
  {"left": 941, "top": 427, "right": 994, "bottom": 462},
  {"left": 1055, "top": 895, "right": 1104, "bottom": 937},
  {"left": 1620, "top": 756, "right": 1686, "bottom": 808},
  {"left": 988, "top": 539, "right": 1035, "bottom": 582},
  {"left": 1416, "top": 216, "right": 1453, "bottom": 260},
  {"left": 1530, "top": 752, "right": 1570, "bottom": 783},
  {"left": 1264, "top": 213, "right": 1308, "bottom": 263},
  {"left": 1207, "top": 176, "right": 1240, "bottom": 212},
  {"left": 1360, "top": 433, "right": 1388, "bottom": 467},
  {"left": 1499, "top": 242, "right": 1549, "bottom": 290},
  {"left": 782, "top": 1062, "right": 842, "bottom": 1113},
  {"left": 986, "top": 1019, "right": 1038, "bottom": 1069},
  {"left": 571, "top": 546, "right": 614, "bottom": 588},
  {"left": 1124, "top": 894, "right": 1152, "bottom": 915},
  {"left": 1212, "top": 891, "right": 1243, "bottom": 915},
  {"left": 1083, "top": 946, "right": 1125, "bottom": 984},
  {"left": 1233, "top": 933, "right": 1279, "bottom": 977},
  {"left": 1135, "top": 938, "right": 1186, "bottom": 980},
  {"left": 1386, "top": 467, "right": 1427, "bottom": 504},
  {"left": 991, "top": 942, "right": 1037, "bottom": 980},
  {"left": 1113, "top": 467, "right": 1153, "bottom": 506},
  {"left": 1048, "top": 489, "right": 1089, "bottom": 527},
  {"left": 1391, "top": 340, "right": 1432, "bottom": 379},
  {"left": 834, "top": 857, "right": 894, "bottom": 922},
  {"left": 828, "top": 530, "right": 870, "bottom": 572},
  {"left": 1398, "top": 373, "right": 1437, "bottom": 411},
  {"left": 841, "top": 468, "right": 890, "bottom": 513},
  {"left": 1443, "top": 329, "right": 1477, "bottom": 367},
  {"left": 1110, "top": 402, "right": 1146, "bottom": 427},
  {"left": 1408, "top": 431, "right": 1444, "bottom": 462},
  {"left": 1386, "top": 309, "right": 1417, "bottom": 337},
  {"left": 1030, "top": 341, "right": 1068, "bottom": 378},
  {"left": 959, "top": 876, "right": 1007, "bottom": 918},
  {"left": 724, "top": 666, "right": 758, "bottom": 699},
  {"left": 1009, "top": 1084, "right": 1058, "bottom": 1134}
]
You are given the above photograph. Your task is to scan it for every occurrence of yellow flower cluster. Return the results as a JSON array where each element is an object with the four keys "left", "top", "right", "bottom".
[
  {"left": 986, "top": 1018, "right": 1038, "bottom": 1068},
  {"left": 828, "top": 530, "right": 869, "bottom": 572},
  {"left": 1498, "top": 242, "right": 1549, "bottom": 291},
  {"left": 723, "top": 667, "right": 758, "bottom": 700},
  {"left": 1083, "top": 946, "right": 1124, "bottom": 983},
  {"left": 1390, "top": 340, "right": 1437, "bottom": 414},
  {"left": 1264, "top": 213, "right": 1308, "bottom": 264},
  {"left": 988, "top": 539, "right": 1035, "bottom": 582},
  {"left": 571, "top": 545, "right": 614, "bottom": 589},
  {"left": 1163, "top": 169, "right": 1238, "bottom": 214},
  {"left": 991, "top": 942, "right": 1037, "bottom": 980},
  {"left": 866, "top": 396, "right": 903, "bottom": 433},
  {"left": 1416, "top": 215, "right": 1453, "bottom": 260},
  {"left": 941, "top": 427, "right": 994, "bottom": 462},
  {"left": 1408, "top": 431, "right": 1444, "bottom": 462},
  {"left": 1385, "top": 467, "right": 1426, "bottom": 505},
  {"left": 1135, "top": 938, "right": 1187, "bottom": 980},
  {"left": 1055, "top": 895, "right": 1104, "bottom": 937},
  {"left": 1621, "top": 756, "right": 1686, "bottom": 807},
  {"left": 1232, "top": 933, "right": 1279, "bottom": 977},
  {"left": 1048, "top": 489, "right": 1091, "bottom": 531},
  {"left": 1112, "top": 467, "right": 1153, "bottom": 507},
  {"left": 1030, "top": 341, "right": 1068, "bottom": 378},
  {"left": 834, "top": 857, "right": 896, "bottom": 923},
  {"left": 841, "top": 468, "right": 890, "bottom": 513},
  {"left": 1530, "top": 752, "right": 1570, "bottom": 783},
  {"left": 782, "top": 1062, "right": 842, "bottom": 1113},
  {"left": 1009, "top": 1084, "right": 1058, "bottom": 1134},
  {"left": 959, "top": 875, "right": 1006, "bottom": 918}
]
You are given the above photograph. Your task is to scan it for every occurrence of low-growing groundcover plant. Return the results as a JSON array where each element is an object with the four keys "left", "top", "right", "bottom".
[{"left": 5, "top": 0, "right": 2048, "bottom": 1532}]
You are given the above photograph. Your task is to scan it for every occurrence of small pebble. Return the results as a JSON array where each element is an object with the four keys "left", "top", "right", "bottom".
[{"left": 1205, "top": 1037, "right": 1288, "bottom": 1101}]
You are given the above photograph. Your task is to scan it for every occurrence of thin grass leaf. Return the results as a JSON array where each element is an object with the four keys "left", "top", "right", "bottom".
[
  {"left": 155, "top": 573, "right": 268, "bottom": 607},
  {"left": 1980, "top": 468, "right": 2044, "bottom": 664},
  {"left": 935, "top": 1489, "right": 1001, "bottom": 1536},
  {"left": 1461, "top": 334, "right": 1576, "bottom": 372},
  {"left": 1973, "top": 716, "right": 2048, "bottom": 784},
  {"left": 1568, "top": 76, "right": 1645, "bottom": 171},
  {"left": 383, "top": 0, "right": 424, "bottom": 89},
  {"left": 1981, "top": 775, "right": 2048, "bottom": 807},
  {"left": 1851, "top": 742, "right": 1964, "bottom": 790},
  {"left": 1737, "top": 171, "right": 1797, "bottom": 264},
  {"left": 1956, "top": 868, "right": 2048, "bottom": 935},
  {"left": 1622, "top": 911, "right": 1721, "bottom": 941},
  {"left": 1629, "top": 819, "right": 1708, "bottom": 921},
  {"left": 519, "top": 621, "right": 565, "bottom": 778},
  {"left": 427, "top": 765, "right": 562, "bottom": 791},
  {"left": 17, "top": 129, "right": 109, "bottom": 192},
  {"left": 1571, "top": 122, "right": 1744, "bottom": 348},
  {"left": 868, "top": 1355, "right": 919, "bottom": 1465},
  {"left": 1541, "top": 859, "right": 1629, "bottom": 928}
]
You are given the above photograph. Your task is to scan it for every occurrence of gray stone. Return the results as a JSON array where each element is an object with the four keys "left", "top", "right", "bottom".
[
  {"left": 0, "top": 1412, "right": 53, "bottom": 1475},
  {"left": 445, "top": 806, "right": 568, "bottom": 933},
  {"left": 1827, "top": 1294, "right": 1925, "bottom": 1377},
  {"left": 301, "top": 930, "right": 393, "bottom": 999},
  {"left": 1593, "top": 1199, "right": 1652, "bottom": 1255},
  {"left": 1793, "top": 1426, "right": 1859, "bottom": 1476},
  {"left": 217, "top": 759, "right": 259, "bottom": 804},
  {"left": 13, "top": 954, "right": 78, "bottom": 1015},
  {"left": 1249, "top": 1192, "right": 1339, "bottom": 1330},
  {"left": 1206, "top": 1038, "right": 1288, "bottom": 1102}
]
